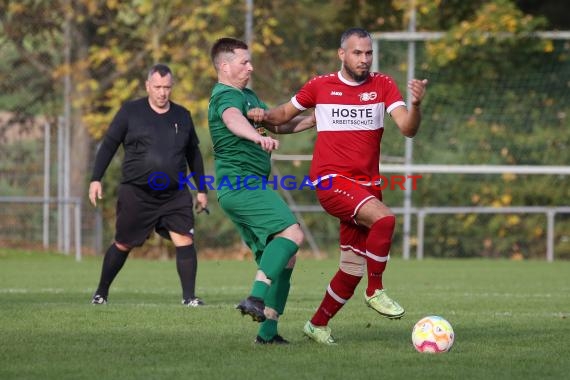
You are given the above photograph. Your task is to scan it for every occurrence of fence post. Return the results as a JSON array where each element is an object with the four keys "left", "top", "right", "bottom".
[
  {"left": 546, "top": 210, "right": 555, "bottom": 262},
  {"left": 43, "top": 122, "right": 51, "bottom": 248},
  {"left": 74, "top": 200, "right": 82, "bottom": 261},
  {"left": 57, "top": 116, "right": 64, "bottom": 252},
  {"left": 417, "top": 209, "right": 425, "bottom": 260},
  {"left": 402, "top": 4, "right": 417, "bottom": 260}
]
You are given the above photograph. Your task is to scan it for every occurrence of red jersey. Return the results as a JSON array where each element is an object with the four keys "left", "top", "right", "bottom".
[{"left": 292, "top": 71, "right": 405, "bottom": 185}]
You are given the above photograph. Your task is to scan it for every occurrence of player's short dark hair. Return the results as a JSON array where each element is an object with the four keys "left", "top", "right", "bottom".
[
  {"left": 210, "top": 37, "right": 249, "bottom": 69},
  {"left": 147, "top": 64, "right": 172, "bottom": 80},
  {"left": 340, "top": 27, "right": 371, "bottom": 48}
]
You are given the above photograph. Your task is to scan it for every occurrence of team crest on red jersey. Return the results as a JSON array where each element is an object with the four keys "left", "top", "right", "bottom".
[{"left": 359, "top": 92, "right": 377, "bottom": 102}]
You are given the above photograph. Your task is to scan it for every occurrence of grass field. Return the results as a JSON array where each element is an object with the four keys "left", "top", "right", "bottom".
[{"left": 1, "top": 248, "right": 569, "bottom": 380}]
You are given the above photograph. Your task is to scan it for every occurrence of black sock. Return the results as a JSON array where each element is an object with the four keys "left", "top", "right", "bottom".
[
  {"left": 95, "top": 244, "right": 130, "bottom": 297},
  {"left": 176, "top": 244, "right": 198, "bottom": 300}
]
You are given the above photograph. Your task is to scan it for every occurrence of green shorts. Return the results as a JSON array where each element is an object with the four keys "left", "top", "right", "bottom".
[{"left": 218, "top": 187, "right": 297, "bottom": 261}]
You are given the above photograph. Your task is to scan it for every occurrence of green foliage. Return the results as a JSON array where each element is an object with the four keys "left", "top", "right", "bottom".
[{"left": 425, "top": 0, "right": 549, "bottom": 76}]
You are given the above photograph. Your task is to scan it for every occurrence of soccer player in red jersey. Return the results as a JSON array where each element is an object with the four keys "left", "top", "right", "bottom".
[{"left": 248, "top": 27, "right": 428, "bottom": 344}]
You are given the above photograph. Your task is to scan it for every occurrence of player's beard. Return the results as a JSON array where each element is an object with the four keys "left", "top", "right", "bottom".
[{"left": 345, "top": 65, "right": 369, "bottom": 82}]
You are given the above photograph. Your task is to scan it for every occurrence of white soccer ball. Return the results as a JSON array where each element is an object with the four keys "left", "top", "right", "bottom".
[{"left": 412, "top": 315, "right": 455, "bottom": 353}]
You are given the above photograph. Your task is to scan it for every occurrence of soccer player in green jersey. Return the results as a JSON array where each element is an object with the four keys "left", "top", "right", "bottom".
[{"left": 208, "top": 37, "right": 314, "bottom": 344}]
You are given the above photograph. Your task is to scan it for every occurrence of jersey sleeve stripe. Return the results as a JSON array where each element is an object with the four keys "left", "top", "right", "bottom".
[
  {"left": 291, "top": 96, "right": 308, "bottom": 111},
  {"left": 386, "top": 101, "right": 406, "bottom": 114}
]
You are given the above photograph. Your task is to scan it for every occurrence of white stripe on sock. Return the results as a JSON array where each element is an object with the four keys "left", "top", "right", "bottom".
[
  {"left": 366, "top": 251, "right": 390, "bottom": 262},
  {"left": 327, "top": 284, "right": 347, "bottom": 304}
]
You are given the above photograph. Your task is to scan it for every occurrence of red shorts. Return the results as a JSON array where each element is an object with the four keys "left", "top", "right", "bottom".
[{"left": 316, "top": 177, "right": 382, "bottom": 255}]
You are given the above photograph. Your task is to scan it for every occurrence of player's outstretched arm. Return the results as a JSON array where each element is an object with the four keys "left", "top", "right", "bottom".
[
  {"left": 248, "top": 101, "right": 302, "bottom": 126},
  {"left": 266, "top": 113, "right": 316, "bottom": 134}
]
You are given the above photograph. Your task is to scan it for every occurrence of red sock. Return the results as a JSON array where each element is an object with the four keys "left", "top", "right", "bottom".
[
  {"left": 310, "top": 269, "right": 362, "bottom": 326},
  {"left": 365, "top": 216, "right": 395, "bottom": 297}
]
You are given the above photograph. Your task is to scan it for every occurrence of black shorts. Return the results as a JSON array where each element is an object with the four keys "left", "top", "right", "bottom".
[{"left": 115, "top": 184, "right": 194, "bottom": 247}]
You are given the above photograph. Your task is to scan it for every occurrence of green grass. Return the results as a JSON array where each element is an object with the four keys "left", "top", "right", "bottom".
[{"left": 0, "top": 248, "right": 569, "bottom": 380}]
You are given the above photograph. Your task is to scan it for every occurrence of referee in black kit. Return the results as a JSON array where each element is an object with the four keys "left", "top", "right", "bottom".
[{"left": 88, "top": 63, "right": 209, "bottom": 307}]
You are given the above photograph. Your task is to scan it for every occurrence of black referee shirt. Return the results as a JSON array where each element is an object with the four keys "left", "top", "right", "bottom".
[{"left": 91, "top": 98, "right": 207, "bottom": 193}]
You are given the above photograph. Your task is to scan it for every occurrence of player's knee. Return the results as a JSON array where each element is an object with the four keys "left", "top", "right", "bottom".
[
  {"left": 114, "top": 242, "right": 131, "bottom": 252},
  {"left": 277, "top": 223, "right": 304, "bottom": 247},
  {"left": 358, "top": 199, "right": 395, "bottom": 227},
  {"left": 170, "top": 231, "right": 194, "bottom": 246},
  {"left": 339, "top": 249, "right": 365, "bottom": 277},
  {"left": 288, "top": 224, "right": 304, "bottom": 246}
]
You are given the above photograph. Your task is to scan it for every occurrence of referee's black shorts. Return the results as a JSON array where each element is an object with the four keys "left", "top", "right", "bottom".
[{"left": 115, "top": 184, "right": 195, "bottom": 247}]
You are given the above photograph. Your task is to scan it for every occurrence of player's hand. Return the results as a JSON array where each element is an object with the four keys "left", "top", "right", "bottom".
[
  {"left": 88, "top": 181, "right": 103, "bottom": 207},
  {"left": 256, "top": 135, "right": 280, "bottom": 152},
  {"left": 195, "top": 192, "right": 209, "bottom": 215},
  {"left": 408, "top": 79, "right": 428, "bottom": 106},
  {"left": 247, "top": 107, "right": 266, "bottom": 123}
]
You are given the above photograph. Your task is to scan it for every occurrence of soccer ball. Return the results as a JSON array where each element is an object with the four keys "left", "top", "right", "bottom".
[{"left": 412, "top": 316, "right": 455, "bottom": 353}]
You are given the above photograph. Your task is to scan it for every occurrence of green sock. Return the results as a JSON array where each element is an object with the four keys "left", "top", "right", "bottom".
[
  {"left": 258, "top": 318, "right": 278, "bottom": 341},
  {"left": 251, "top": 280, "right": 270, "bottom": 299},
  {"left": 265, "top": 268, "right": 293, "bottom": 315},
  {"left": 258, "top": 237, "right": 298, "bottom": 280},
  {"left": 259, "top": 268, "right": 294, "bottom": 341}
]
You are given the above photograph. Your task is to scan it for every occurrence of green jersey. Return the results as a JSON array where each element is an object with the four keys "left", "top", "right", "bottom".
[{"left": 208, "top": 83, "right": 270, "bottom": 198}]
